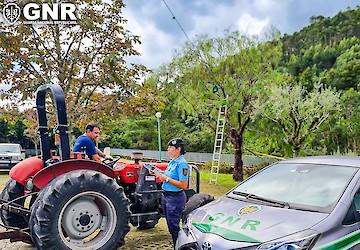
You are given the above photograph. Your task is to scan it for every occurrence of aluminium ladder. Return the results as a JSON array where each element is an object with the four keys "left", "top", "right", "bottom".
[{"left": 210, "top": 105, "right": 227, "bottom": 185}]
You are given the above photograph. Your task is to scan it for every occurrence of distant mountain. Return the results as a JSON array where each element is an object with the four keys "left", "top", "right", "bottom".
[
  {"left": 279, "top": 6, "right": 360, "bottom": 90},
  {"left": 281, "top": 6, "right": 360, "bottom": 62}
]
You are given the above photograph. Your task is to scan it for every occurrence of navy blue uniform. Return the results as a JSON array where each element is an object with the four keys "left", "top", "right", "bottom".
[
  {"left": 162, "top": 155, "right": 189, "bottom": 245},
  {"left": 73, "top": 135, "right": 96, "bottom": 159}
]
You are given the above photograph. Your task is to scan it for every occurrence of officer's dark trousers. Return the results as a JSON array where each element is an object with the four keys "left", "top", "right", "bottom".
[{"left": 162, "top": 191, "right": 186, "bottom": 246}]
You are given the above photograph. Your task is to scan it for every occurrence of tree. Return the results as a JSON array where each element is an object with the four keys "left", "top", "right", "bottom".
[
  {"left": 0, "top": 0, "right": 148, "bottom": 129},
  {"left": 324, "top": 43, "right": 360, "bottom": 90},
  {"left": 281, "top": 6, "right": 360, "bottom": 63},
  {"left": 156, "top": 30, "right": 282, "bottom": 181},
  {"left": 255, "top": 82, "right": 340, "bottom": 156},
  {"left": 339, "top": 88, "right": 360, "bottom": 153}
]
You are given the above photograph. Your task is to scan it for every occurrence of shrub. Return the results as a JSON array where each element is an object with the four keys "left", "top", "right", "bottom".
[
  {"left": 243, "top": 162, "right": 269, "bottom": 178},
  {"left": 203, "top": 161, "right": 270, "bottom": 177},
  {"left": 202, "top": 161, "right": 233, "bottom": 174}
]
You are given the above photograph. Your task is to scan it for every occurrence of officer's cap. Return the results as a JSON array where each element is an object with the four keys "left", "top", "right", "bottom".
[{"left": 168, "top": 138, "right": 184, "bottom": 147}]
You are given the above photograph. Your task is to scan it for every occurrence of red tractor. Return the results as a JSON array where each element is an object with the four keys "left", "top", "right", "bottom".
[{"left": 0, "top": 84, "right": 200, "bottom": 249}]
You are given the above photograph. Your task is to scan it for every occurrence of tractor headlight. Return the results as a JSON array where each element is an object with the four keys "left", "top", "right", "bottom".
[
  {"left": 257, "top": 230, "right": 320, "bottom": 250},
  {"left": 25, "top": 178, "right": 34, "bottom": 191}
]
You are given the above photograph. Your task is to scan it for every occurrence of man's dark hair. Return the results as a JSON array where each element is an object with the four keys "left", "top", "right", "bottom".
[{"left": 85, "top": 123, "right": 100, "bottom": 132}]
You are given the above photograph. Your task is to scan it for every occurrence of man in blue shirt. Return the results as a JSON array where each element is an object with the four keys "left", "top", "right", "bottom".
[
  {"left": 156, "top": 138, "right": 189, "bottom": 246},
  {"left": 73, "top": 123, "right": 107, "bottom": 163}
]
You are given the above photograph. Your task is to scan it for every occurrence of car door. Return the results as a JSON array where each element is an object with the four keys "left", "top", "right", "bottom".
[{"left": 337, "top": 187, "right": 360, "bottom": 249}]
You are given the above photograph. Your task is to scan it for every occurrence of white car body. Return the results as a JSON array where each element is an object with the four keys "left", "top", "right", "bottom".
[{"left": 0, "top": 143, "right": 25, "bottom": 169}]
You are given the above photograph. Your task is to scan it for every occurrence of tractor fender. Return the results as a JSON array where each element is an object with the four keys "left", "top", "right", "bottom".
[
  {"left": 32, "top": 159, "right": 115, "bottom": 189},
  {"left": 9, "top": 156, "right": 43, "bottom": 185}
]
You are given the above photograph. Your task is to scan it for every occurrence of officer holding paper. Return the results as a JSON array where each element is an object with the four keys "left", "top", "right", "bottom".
[{"left": 154, "top": 138, "right": 189, "bottom": 246}]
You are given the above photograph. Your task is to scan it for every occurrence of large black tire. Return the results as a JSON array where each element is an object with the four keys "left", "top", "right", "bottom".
[
  {"left": 182, "top": 193, "right": 215, "bottom": 223},
  {"left": 29, "top": 170, "right": 130, "bottom": 250},
  {"left": 0, "top": 179, "right": 27, "bottom": 228}
]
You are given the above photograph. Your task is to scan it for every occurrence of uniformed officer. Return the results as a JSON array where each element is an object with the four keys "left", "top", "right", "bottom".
[{"left": 155, "top": 138, "right": 189, "bottom": 246}]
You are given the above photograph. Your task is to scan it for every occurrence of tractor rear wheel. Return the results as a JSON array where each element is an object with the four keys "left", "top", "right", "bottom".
[
  {"left": 0, "top": 179, "right": 27, "bottom": 228},
  {"left": 29, "top": 170, "right": 130, "bottom": 250}
]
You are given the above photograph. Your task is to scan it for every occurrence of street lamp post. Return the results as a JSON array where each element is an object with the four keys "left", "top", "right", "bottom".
[{"left": 155, "top": 112, "right": 162, "bottom": 161}]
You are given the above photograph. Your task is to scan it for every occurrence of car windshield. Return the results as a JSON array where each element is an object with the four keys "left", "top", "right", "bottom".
[
  {"left": 231, "top": 163, "right": 358, "bottom": 212},
  {"left": 0, "top": 144, "right": 20, "bottom": 153}
]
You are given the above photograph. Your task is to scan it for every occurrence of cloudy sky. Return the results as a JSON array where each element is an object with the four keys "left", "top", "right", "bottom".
[{"left": 122, "top": 0, "right": 359, "bottom": 70}]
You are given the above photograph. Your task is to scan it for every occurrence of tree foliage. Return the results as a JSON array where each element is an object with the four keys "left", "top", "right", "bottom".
[
  {"left": 1, "top": 4, "right": 360, "bottom": 168},
  {"left": 0, "top": 0, "right": 148, "bottom": 129},
  {"left": 282, "top": 6, "right": 360, "bottom": 62},
  {"left": 255, "top": 82, "right": 340, "bottom": 156},
  {"left": 156, "top": 30, "right": 282, "bottom": 181}
]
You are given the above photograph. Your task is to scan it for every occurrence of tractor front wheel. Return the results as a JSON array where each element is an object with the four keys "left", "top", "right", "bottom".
[
  {"left": 29, "top": 170, "right": 130, "bottom": 250},
  {"left": 138, "top": 219, "right": 159, "bottom": 230}
]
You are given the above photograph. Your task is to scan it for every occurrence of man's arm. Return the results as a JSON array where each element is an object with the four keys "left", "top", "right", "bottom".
[
  {"left": 91, "top": 153, "right": 102, "bottom": 163},
  {"left": 96, "top": 147, "right": 106, "bottom": 158}
]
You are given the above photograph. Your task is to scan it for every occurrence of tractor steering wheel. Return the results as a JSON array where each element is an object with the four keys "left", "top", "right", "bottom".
[{"left": 102, "top": 156, "right": 121, "bottom": 168}]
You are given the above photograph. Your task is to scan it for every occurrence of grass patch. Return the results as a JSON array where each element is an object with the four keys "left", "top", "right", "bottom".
[
  {"left": 0, "top": 172, "right": 9, "bottom": 188},
  {"left": 200, "top": 170, "right": 240, "bottom": 190}
]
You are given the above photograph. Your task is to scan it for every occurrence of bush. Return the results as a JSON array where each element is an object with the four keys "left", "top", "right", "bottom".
[
  {"left": 203, "top": 161, "right": 269, "bottom": 177},
  {"left": 243, "top": 162, "right": 269, "bottom": 178},
  {"left": 202, "top": 161, "right": 233, "bottom": 174}
]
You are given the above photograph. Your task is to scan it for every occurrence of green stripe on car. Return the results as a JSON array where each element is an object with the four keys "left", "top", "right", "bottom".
[
  {"left": 192, "top": 222, "right": 262, "bottom": 243},
  {"left": 316, "top": 230, "right": 360, "bottom": 250}
]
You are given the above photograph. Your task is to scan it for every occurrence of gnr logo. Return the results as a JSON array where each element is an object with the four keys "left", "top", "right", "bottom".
[{"left": 2, "top": 2, "right": 78, "bottom": 25}]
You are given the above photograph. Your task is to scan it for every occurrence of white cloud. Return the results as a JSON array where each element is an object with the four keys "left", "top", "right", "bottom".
[
  {"left": 236, "top": 13, "right": 269, "bottom": 36},
  {"left": 122, "top": 0, "right": 358, "bottom": 70},
  {"left": 123, "top": 4, "right": 182, "bottom": 69}
]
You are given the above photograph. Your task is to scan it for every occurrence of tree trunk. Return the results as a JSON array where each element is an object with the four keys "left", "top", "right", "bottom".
[
  {"left": 232, "top": 133, "right": 243, "bottom": 181},
  {"left": 292, "top": 141, "right": 302, "bottom": 157}
]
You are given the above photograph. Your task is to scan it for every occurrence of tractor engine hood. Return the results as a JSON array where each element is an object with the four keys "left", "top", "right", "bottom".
[{"left": 188, "top": 195, "right": 328, "bottom": 244}]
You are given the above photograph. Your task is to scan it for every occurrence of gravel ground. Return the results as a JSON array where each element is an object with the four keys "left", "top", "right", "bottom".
[
  {"left": 0, "top": 218, "right": 173, "bottom": 250},
  {"left": 0, "top": 173, "right": 230, "bottom": 249}
]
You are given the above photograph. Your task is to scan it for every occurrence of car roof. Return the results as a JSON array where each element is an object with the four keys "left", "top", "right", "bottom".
[{"left": 280, "top": 155, "right": 360, "bottom": 168}]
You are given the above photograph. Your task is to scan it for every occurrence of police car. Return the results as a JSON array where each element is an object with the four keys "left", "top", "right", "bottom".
[{"left": 177, "top": 156, "right": 360, "bottom": 250}]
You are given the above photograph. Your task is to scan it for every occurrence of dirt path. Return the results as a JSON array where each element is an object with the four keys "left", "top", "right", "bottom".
[{"left": 0, "top": 219, "right": 172, "bottom": 250}]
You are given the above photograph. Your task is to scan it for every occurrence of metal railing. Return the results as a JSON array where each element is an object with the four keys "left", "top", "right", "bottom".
[{"left": 25, "top": 148, "right": 279, "bottom": 167}]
